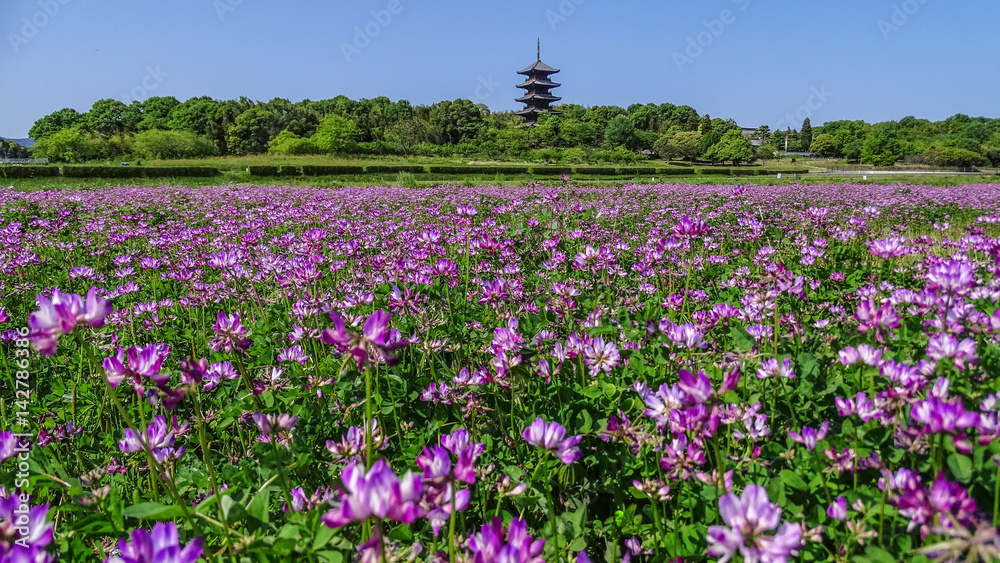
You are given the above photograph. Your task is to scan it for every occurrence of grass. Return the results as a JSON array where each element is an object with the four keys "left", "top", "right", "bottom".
[{"left": 4, "top": 154, "right": 996, "bottom": 190}]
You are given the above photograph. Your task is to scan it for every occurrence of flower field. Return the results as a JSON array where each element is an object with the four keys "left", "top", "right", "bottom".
[{"left": 2, "top": 180, "right": 1000, "bottom": 562}]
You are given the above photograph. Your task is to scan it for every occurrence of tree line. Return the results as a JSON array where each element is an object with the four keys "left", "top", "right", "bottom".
[{"left": 22, "top": 95, "right": 1000, "bottom": 168}]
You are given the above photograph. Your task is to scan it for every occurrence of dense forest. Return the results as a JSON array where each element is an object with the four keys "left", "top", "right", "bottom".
[{"left": 22, "top": 95, "right": 1000, "bottom": 168}]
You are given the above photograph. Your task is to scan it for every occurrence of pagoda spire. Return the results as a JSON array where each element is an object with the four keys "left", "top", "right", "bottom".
[{"left": 516, "top": 42, "right": 561, "bottom": 126}]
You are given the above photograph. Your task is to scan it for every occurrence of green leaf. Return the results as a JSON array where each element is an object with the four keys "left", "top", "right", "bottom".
[
  {"left": 575, "top": 409, "right": 593, "bottom": 433},
  {"left": 947, "top": 453, "right": 973, "bottom": 483},
  {"left": 797, "top": 352, "right": 819, "bottom": 378},
  {"left": 246, "top": 487, "right": 270, "bottom": 523},
  {"left": 313, "top": 525, "right": 337, "bottom": 550},
  {"left": 780, "top": 469, "right": 809, "bottom": 491},
  {"left": 731, "top": 326, "right": 755, "bottom": 350},
  {"left": 580, "top": 385, "right": 603, "bottom": 399},
  {"left": 122, "top": 502, "right": 183, "bottom": 521},
  {"left": 262, "top": 391, "right": 275, "bottom": 408},
  {"left": 387, "top": 524, "right": 413, "bottom": 542},
  {"left": 857, "top": 545, "right": 898, "bottom": 563}
]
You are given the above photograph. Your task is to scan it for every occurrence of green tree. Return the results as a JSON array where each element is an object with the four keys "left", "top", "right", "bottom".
[
  {"left": 429, "top": 99, "right": 485, "bottom": 145},
  {"left": 861, "top": 125, "right": 903, "bottom": 166},
  {"left": 225, "top": 107, "right": 274, "bottom": 156},
  {"left": 705, "top": 129, "right": 755, "bottom": 165},
  {"left": 136, "top": 96, "right": 180, "bottom": 131},
  {"left": 800, "top": 118, "right": 813, "bottom": 149},
  {"left": 603, "top": 115, "right": 638, "bottom": 150},
  {"left": 85, "top": 99, "right": 129, "bottom": 136},
  {"left": 134, "top": 129, "right": 218, "bottom": 159},
  {"left": 809, "top": 133, "right": 840, "bottom": 157},
  {"left": 697, "top": 129, "right": 724, "bottom": 158},
  {"left": 312, "top": 114, "right": 361, "bottom": 154},
  {"left": 267, "top": 129, "right": 321, "bottom": 155},
  {"left": 167, "top": 97, "right": 222, "bottom": 136},
  {"left": 29, "top": 108, "right": 84, "bottom": 140},
  {"left": 655, "top": 131, "right": 700, "bottom": 161},
  {"left": 31, "top": 127, "right": 96, "bottom": 162},
  {"left": 923, "top": 146, "right": 987, "bottom": 168}
]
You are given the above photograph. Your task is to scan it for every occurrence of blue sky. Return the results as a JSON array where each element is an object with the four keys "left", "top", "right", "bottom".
[{"left": 2, "top": 0, "right": 997, "bottom": 137}]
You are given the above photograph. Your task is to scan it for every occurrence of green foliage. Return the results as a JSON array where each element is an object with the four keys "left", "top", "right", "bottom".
[
  {"left": 697, "top": 129, "right": 724, "bottom": 158},
  {"left": 590, "top": 145, "right": 644, "bottom": 164},
  {"left": 655, "top": 131, "right": 701, "bottom": 161},
  {"left": 573, "top": 167, "right": 618, "bottom": 176},
  {"left": 312, "top": 115, "right": 361, "bottom": 155},
  {"left": 861, "top": 125, "right": 904, "bottom": 166},
  {"left": 809, "top": 133, "right": 841, "bottom": 157},
  {"left": 86, "top": 99, "right": 130, "bottom": 136},
  {"left": 363, "top": 165, "right": 425, "bottom": 174},
  {"left": 923, "top": 146, "right": 987, "bottom": 168},
  {"left": 134, "top": 129, "right": 219, "bottom": 160},
  {"left": 800, "top": 117, "right": 813, "bottom": 149},
  {"left": 248, "top": 166, "right": 280, "bottom": 176},
  {"left": 61, "top": 166, "right": 218, "bottom": 178},
  {"left": 603, "top": 115, "right": 638, "bottom": 150},
  {"left": 226, "top": 107, "right": 275, "bottom": 156},
  {"left": 31, "top": 127, "right": 100, "bottom": 163},
  {"left": 267, "top": 130, "right": 322, "bottom": 155},
  {"left": 0, "top": 166, "right": 59, "bottom": 178},
  {"left": 29, "top": 107, "right": 84, "bottom": 140},
  {"left": 300, "top": 165, "right": 365, "bottom": 175},
  {"left": 704, "top": 130, "right": 756, "bottom": 166},
  {"left": 531, "top": 167, "right": 573, "bottom": 176},
  {"left": 278, "top": 165, "right": 302, "bottom": 176}
]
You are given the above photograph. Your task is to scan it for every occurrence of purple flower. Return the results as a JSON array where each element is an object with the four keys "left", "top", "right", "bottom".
[
  {"left": 252, "top": 413, "right": 298, "bottom": 436},
  {"left": 522, "top": 417, "right": 582, "bottom": 464},
  {"left": 209, "top": 312, "right": 252, "bottom": 353},
  {"left": 105, "top": 522, "right": 203, "bottom": 563},
  {"left": 322, "top": 310, "right": 409, "bottom": 370},
  {"left": 118, "top": 415, "right": 181, "bottom": 464},
  {"left": 277, "top": 345, "right": 310, "bottom": 365},
  {"left": 756, "top": 357, "right": 795, "bottom": 379},
  {"left": 926, "top": 334, "right": 978, "bottom": 370},
  {"left": 468, "top": 517, "right": 545, "bottom": 563},
  {"left": 0, "top": 432, "right": 17, "bottom": 466},
  {"left": 28, "top": 287, "right": 112, "bottom": 355},
  {"left": 583, "top": 337, "right": 620, "bottom": 376},
  {"left": 827, "top": 496, "right": 847, "bottom": 521},
  {"left": 788, "top": 421, "right": 830, "bottom": 452},
  {"left": 0, "top": 490, "right": 54, "bottom": 563},
  {"left": 322, "top": 459, "right": 424, "bottom": 527},
  {"left": 707, "top": 484, "right": 801, "bottom": 563}
]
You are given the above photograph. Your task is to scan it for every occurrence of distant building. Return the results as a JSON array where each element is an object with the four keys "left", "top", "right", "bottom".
[
  {"left": 515, "top": 41, "right": 561, "bottom": 126},
  {"left": 741, "top": 127, "right": 764, "bottom": 147}
]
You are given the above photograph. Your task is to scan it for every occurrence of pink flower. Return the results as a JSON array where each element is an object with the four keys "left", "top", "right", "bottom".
[
  {"left": 522, "top": 418, "right": 582, "bottom": 464},
  {"left": 707, "top": 484, "right": 801, "bottom": 563},
  {"left": 322, "top": 459, "right": 424, "bottom": 527},
  {"left": 28, "top": 287, "right": 112, "bottom": 355}
]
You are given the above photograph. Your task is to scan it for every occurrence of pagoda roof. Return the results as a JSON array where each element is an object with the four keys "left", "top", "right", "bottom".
[
  {"left": 515, "top": 107, "right": 562, "bottom": 118},
  {"left": 517, "top": 60, "right": 560, "bottom": 75},
  {"left": 516, "top": 93, "right": 562, "bottom": 104},
  {"left": 517, "top": 77, "right": 561, "bottom": 89}
]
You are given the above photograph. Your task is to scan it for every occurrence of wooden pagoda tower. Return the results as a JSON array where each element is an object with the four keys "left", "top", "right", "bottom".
[{"left": 515, "top": 40, "right": 561, "bottom": 126}]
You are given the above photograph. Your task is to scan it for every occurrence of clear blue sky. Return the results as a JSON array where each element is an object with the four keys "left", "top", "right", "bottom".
[{"left": 2, "top": 0, "right": 997, "bottom": 137}]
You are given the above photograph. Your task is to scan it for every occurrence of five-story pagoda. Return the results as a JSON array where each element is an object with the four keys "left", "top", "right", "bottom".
[{"left": 515, "top": 41, "right": 561, "bottom": 126}]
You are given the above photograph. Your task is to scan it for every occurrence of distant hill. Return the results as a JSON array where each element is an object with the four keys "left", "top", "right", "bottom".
[{"left": 2, "top": 137, "right": 35, "bottom": 148}]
